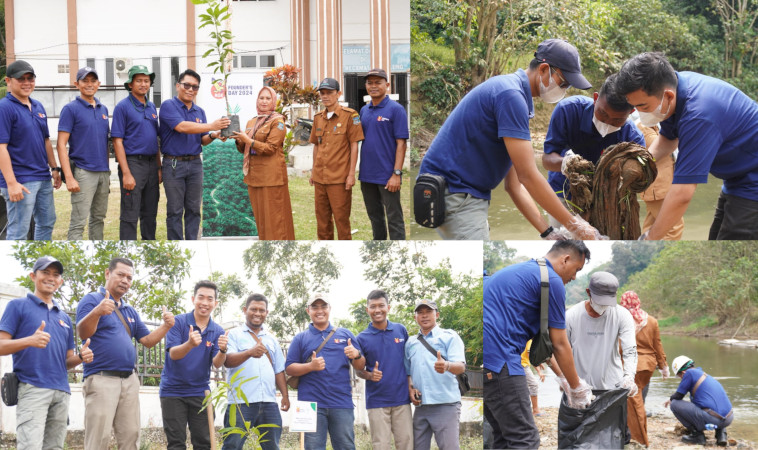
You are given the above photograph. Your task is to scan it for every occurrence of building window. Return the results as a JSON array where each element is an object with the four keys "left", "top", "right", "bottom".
[
  {"left": 57, "top": 64, "right": 69, "bottom": 74},
  {"left": 240, "top": 56, "right": 257, "bottom": 68},
  {"left": 259, "top": 55, "right": 275, "bottom": 68}
]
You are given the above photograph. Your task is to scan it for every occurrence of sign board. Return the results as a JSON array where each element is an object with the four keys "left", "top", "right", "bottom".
[
  {"left": 289, "top": 401, "right": 318, "bottom": 433},
  {"left": 195, "top": 72, "right": 264, "bottom": 123},
  {"left": 343, "top": 45, "right": 371, "bottom": 72}
]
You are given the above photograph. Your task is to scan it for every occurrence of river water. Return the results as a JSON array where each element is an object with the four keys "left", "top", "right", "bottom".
[
  {"left": 532, "top": 334, "right": 758, "bottom": 442},
  {"left": 410, "top": 166, "right": 723, "bottom": 240}
]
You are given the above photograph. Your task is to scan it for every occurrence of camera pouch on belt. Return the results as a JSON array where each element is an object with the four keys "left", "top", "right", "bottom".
[
  {"left": 2, "top": 372, "right": 19, "bottom": 406},
  {"left": 413, "top": 173, "right": 447, "bottom": 228}
]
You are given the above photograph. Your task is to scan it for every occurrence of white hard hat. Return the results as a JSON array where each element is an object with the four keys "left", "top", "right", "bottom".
[{"left": 672, "top": 355, "right": 693, "bottom": 375}]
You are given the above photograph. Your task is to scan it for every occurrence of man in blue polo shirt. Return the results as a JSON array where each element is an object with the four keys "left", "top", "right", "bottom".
[
  {"left": 355, "top": 289, "right": 411, "bottom": 450},
  {"left": 0, "top": 256, "right": 93, "bottom": 449},
  {"left": 0, "top": 60, "right": 62, "bottom": 240},
  {"left": 359, "top": 68, "right": 409, "bottom": 240},
  {"left": 76, "top": 257, "right": 176, "bottom": 450},
  {"left": 285, "top": 293, "right": 366, "bottom": 450},
  {"left": 160, "top": 280, "right": 228, "bottom": 449},
  {"left": 618, "top": 52, "right": 758, "bottom": 240},
  {"left": 57, "top": 67, "right": 111, "bottom": 240},
  {"left": 223, "top": 293, "right": 289, "bottom": 450},
  {"left": 417, "top": 39, "right": 602, "bottom": 240},
  {"left": 159, "top": 69, "right": 230, "bottom": 240},
  {"left": 665, "top": 356, "right": 733, "bottom": 446},
  {"left": 483, "top": 240, "right": 593, "bottom": 449},
  {"left": 404, "top": 298, "right": 466, "bottom": 450},
  {"left": 113, "top": 65, "right": 161, "bottom": 240},
  {"left": 542, "top": 74, "right": 646, "bottom": 227}
]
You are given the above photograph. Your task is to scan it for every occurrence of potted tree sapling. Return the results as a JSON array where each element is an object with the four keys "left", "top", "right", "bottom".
[{"left": 193, "top": 0, "right": 240, "bottom": 137}]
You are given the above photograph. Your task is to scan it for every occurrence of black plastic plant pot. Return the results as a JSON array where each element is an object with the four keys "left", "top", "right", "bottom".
[{"left": 221, "top": 115, "right": 241, "bottom": 138}]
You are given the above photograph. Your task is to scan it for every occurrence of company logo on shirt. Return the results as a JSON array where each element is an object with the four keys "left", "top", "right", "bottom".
[
  {"left": 37, "top": 113, "right": 46, "bottom": 118},
  {"left": 128, "top": 317, "right": 135, "bottom": 323},
  {"left": 152, "top": 114, "right": 157, "bottom": 119},
  {"left": 377, "top": 116, "right": 390, "bottom": 122},
  {"left": 394, "top": 337, "right": 405, "bottom": 343},
  {"left": 59, "top": 319, "right": 70, "bottom": 328},
  {"left": 206, "top": 341, "right": 212, "bottom": 347},
  {"left": 334, "top": 338, "right": 347, "bottom": 344},
  {"left": 102, "top": 114, "right": 107, "bottom": 120},
  {"left": 195, "top": 118, "right": 202, "bottom": 123}
]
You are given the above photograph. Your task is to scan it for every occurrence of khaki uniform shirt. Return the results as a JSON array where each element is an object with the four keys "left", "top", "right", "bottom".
[
  {"left": 309, "top": 104, "right": 364, "bottom": 184},
  {"left": 637, "top": 123, "right": 676, "bottom": 202},
  {"left": 241, "top": 115, "right": 288, "bottom": 187}
]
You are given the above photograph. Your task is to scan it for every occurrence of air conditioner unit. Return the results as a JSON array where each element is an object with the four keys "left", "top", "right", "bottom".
[{"left": 114, "top": 58, "right": 132, "bottom": 75}]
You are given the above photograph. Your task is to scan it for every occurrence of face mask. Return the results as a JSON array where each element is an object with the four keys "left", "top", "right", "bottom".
[
  {"left": 592, "top": 115, "right": 621, "bottom": 138},
  {"left": 539, "top": 69, "right": 567, "bottom": 104},
  {"left": 638, "top": 93, "right": 670, "bottom": 127},
  {"left": 590, "top": 299, "right": 610, "bottom": 316}
]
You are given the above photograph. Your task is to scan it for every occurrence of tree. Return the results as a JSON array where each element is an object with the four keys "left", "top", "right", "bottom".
[
  {"left": 713, "top": 0, "right": 758, "bottom": 78},
  {"left": 242, "top": 242, "right": 341, "bottom": 338},
  {"left": 11, "top": 241, "right": 193, "bottom": 320},
  {"left": 483, "top": 241, "right": 517, "bottom": 275},
  {"left": 605, "top": 241, "right": 666, "bottom": 287},
  {"left": 194, "top": 0, "right": 235, "bottom": 116},
  {"left": 208, "top": 270, "right": 248, "bottom": 311}
]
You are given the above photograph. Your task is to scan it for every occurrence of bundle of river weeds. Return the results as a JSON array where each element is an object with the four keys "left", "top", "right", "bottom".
[{"left": 566, "top": 142, "right": 657, "bottom": 240}]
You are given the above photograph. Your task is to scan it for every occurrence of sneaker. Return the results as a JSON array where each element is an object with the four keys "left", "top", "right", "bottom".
[
  {"left": 681, "top": 430, "right": 706, "bottom": 445},
  {"left": 716, "top": 428, "right": 728, "bottom": 447}
]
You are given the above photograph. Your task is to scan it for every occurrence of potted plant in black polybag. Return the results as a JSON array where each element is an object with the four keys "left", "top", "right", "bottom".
[{"left": 193, "top": 0, "right": 240, "bottom": 137}]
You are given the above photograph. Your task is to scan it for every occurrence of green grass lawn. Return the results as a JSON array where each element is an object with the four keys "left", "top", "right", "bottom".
[{"left": 50, "top": 172, "right": 411, "bottom": 240}]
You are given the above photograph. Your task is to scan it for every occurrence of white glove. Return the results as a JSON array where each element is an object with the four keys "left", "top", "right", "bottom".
[
  {"left": 542, "top": 228, "right": 567, "bottom": 240},
  {"left": 556, "top": 375, "right": 570, "bottom": 393},
  {"left": 638, "top": 230, "right": 650, "bottom": 240},
  {"left": 620, "top": 375, "right": 639, "bottom": 397},
  {"left": 560, "top": 150, "right": 580, "bottom": 176},
  {"left": 565, "top": 215, "right": 608, "bottom": 240},
  {"left": 660, "top": 365, "right": 670, "bottom": 379},
  {"left": 567, "top": 378, "right": 593, "bottom": 409}
]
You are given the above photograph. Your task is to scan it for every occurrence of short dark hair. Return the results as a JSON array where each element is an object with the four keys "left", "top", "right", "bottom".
[
  {"left": 529, "top": 58, "right": 544, "bottom": 70},
  {"left": 194, "top": 280, "right": 218, "bottom": 298},
  {"left": 178, "top": 69, "right": 201, "bottom": 84},
  {"left": 108, "top": 257, "right": 134, "bottom": 272},
  {"left": 547, "top": 240, "right": 591, "bottom": 262},
  {"left": 598, "top": 74, "right": 633, "bottom": 112},
  {"left": 245, "top": 293, "right": 269, "bottom": 309},
  {"left": 616, "top": 52, "right": 678, "bottom": 97},
  {"left": 366, "top": 289, "right": 389, "bottom": 306}
]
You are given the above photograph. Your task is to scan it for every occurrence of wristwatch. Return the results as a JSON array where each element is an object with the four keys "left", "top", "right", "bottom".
[
  {"left": 352, "top": 352, "right": 363, "bottom": 361},
  {"left": 51, "top": 167, "right": 62, "bottom": 173},
  {"left": 393, "top": 169, "right": 402, "bottom": 176}
]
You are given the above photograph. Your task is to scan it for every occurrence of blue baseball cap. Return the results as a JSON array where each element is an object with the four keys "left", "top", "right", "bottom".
[
  {"left": 534, "top": 39, "right": 592, "bottom": 90},
  {"left": 76, "top": 67, "right": 98, "bottom": 82},
  {"left": 32, "top": 256, "right": 64, "bottom": 274}
]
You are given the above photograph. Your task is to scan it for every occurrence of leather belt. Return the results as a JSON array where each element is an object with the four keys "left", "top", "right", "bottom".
[
  {"left": 163, "top": 154, "right": 200, "bottom": 161},
  {"left": 126, "top": 154, "right": 156, "bottom": 161},
  {"left": 94, "top": 370, "right": 134, "bottom": 379}
]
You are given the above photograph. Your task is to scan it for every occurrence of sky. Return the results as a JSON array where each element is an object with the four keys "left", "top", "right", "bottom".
[{"left": 0, "top": 240, "right": 483, "bottom": 324}]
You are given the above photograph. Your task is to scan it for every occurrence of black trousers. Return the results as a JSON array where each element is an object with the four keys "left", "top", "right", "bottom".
[
  {"left": 483, "top": 365, "right": 540, "bottom": 449},
  {"left": 709, "top": 191, "right": 758, "bottom": 239},
  {"left": 160, "top": 396, "right": 212, "bottom": 450},
  {"left": 118, "top": 156, "right": 160, "bottom": 240},
  {"left": 360, "top": 181, "right": 406, "bottom": 240}
]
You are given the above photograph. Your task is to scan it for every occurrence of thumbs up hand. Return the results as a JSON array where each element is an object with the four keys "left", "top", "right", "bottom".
[
  {"left": 29, "top": 321, "right": 50, "bottom": 348},
  {"left": 97, "top": 291, "right": 116, "bottom": 316},
  {"left": 187, "top": 325, "right": 202, "bottom": 348},
  {"left": 162, "top": 306, "right": 175, "bottom": 328},
  {"left": 80, "top": 338, "right": 94, "bottom": 363},
  {"left": 434, "top": 350, "right": 448, "bottom": 374},
  {"left": 310, "top": 351, "right": 326, "bottom": 371},
  {"left": 369, "top": 361, "right": 383, "bottom": 382},
  {"left": 344, "top": 338, "right": 360, "bottom": 359},
  {"left": 218, "top": 330, "right": 229, "bottom": 353}
]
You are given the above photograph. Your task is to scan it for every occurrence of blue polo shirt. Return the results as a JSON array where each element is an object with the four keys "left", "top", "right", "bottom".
[
  {"left": 285, "top": 323, "right": 362, "bottom": 409},
  {"left": 0, "top": 93, "right": 51, "bottom": 188},
  {"left": 159, "top": 97, "right": 208, "bottom": 156},
  {"left": 358, "top": 96, "right": 409, "bottom": 184},
  {"left": 58, "top": 96, "right": 110, "bottom": 172},
  {"left": 659, "top": 71, "right": 758, "bottom": 201},
  {"left": 484, "top": 259, "right": 567, "bottom": 375},
  {"left": 226, "top": 325, "right": 285, "bottom": 404},
  {"left": 356, "top": 320, "right": 410, "bottom": 409},
  {"left": 76, "top": 287, "right": 150, "bottom": 377},
  {"left": 404, "top": 325, "right": 465, "bottom": 405},
  {"left": 111, "top": 94, "right": 159, "bottom": 156},
  {"left": 544, "top": 96, "right": 645, "bottom": 198},
  {"left": 418, "top": 69, "right": 533, "bottom": 200},
  {"left": 677, "top": 367, "right": 733, "bottom": 417},
  {"left": 160, "top": 311, "right": 224, "bottom": 397},
  {"left": 0, "top": 294, "right": 75, "bottom": 393}
]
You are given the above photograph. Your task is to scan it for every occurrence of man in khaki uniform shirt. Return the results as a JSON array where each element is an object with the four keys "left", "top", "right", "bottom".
[{"left": 309, "top": 78, "right": 365, "bottom": 240}]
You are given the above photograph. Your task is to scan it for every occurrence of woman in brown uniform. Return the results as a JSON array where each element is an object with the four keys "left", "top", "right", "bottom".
[
  {"left": 621, "top": 290, "right": 669, "bottom": 447},
  {"left": 232, "top": 86, "right": 295, "bottom": 239}
]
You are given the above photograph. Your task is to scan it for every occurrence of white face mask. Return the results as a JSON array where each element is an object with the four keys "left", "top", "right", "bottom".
[
  {"left": 539, "top": 68, "right": 567, "bottom": 104},
  {"left": 592, "top": 115, "right": 621, "bottom": 138},
  {"left": 589, "top": 299, "right": 610, "bottom": 316},
  {"left": 638, "top": 93, "right": 671, "bottom": 127}
]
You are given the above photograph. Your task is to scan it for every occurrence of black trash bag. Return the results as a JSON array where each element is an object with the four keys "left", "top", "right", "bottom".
[{"left": 558, "top": 388, "right": 629, "bottom": 449}]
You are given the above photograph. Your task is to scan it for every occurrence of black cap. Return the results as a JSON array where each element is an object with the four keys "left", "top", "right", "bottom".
[
  {"left": 76, "top": 67, "right": 98, "bottom": 82},
  {"left": 317, "top": 77, "right": 340, "bottom": 91},
  {"left": 365, "top": 68, "right": 388, "bottom": 81},
  {"left": 32, "top": 256, "right": 64, "bottom": 274},
  {"left": 534, "top": 39, "right": 592, "bottom": 90},
  {"left": 6, "top": 60, "right": 35, "bottom": 79}
]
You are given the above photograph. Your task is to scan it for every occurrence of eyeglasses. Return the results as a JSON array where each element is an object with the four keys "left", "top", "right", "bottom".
[
  {"left": 15, "top": 75, "right": 36, "bottom": 83},
  {"left": 179, "top": 82, "right": 200, "bottom": 91},
  {"left": 550, "top": 67, "right": 569, "bottom": 89}
]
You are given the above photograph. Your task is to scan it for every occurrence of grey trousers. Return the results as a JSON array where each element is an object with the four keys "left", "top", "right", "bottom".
[
  {"left": 436, "top": 191, "right": 489, "bottom": 240},
  {"left": 16, "top": 383, "right": 70, "bottom": 450},
  {"left": 68, "top": 166, "right": 110, "bottom": 240},
  {"left": 412, "top": 402, "right": 461, "bottom": 450}
]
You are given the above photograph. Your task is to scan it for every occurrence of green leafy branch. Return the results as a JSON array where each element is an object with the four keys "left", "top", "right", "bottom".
[{"left": 193, "top": 0, "right": 235, "bottom": 114}]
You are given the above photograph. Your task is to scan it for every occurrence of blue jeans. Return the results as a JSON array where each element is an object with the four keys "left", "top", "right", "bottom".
[
  {"left": 162, "top": 157, "right": 203, "bottom": 240},
  {"left": 1, "top": 179, "right": 56, "bottom": 240},
  {"left": 304, "top": 407, "right": 355, "bottom": 450},
  {"left": 222, "top": 402, "right": 282, "bottom": 450}
]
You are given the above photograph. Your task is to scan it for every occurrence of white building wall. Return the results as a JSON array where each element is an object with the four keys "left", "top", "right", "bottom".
[{"left": 12, "top": 0, "right": 70, "bottom": 86}]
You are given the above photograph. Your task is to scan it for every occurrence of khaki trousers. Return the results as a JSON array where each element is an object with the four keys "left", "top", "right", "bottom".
[
  {"left": 313, "top": 182, "right": 352, "bottom": 240},
  {"left": 627, "top": 369, "right": 652, "bottom": 447},
  {"left": 83, "top": 373, "right": 140, "bottom": 450},
  {"left": 367, "top": 404, "right": 413, "bottom": 450}
]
